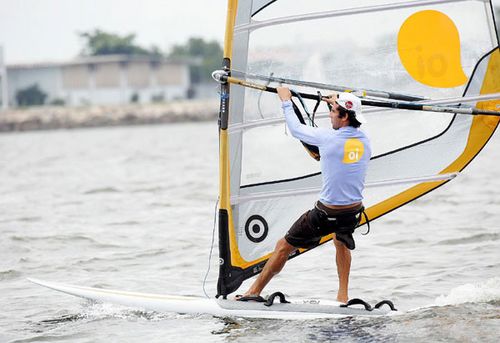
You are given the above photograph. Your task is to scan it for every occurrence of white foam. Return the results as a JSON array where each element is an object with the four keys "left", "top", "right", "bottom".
[
  {"left": 434, "top": 277, "right": 500, "bottom": 306},
  {"left": 80, "top": 301, "right": 174, "bottom": 321}
]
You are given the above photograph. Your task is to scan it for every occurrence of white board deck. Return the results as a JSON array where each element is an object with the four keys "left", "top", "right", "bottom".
[{"left": 28, "top": 278, "right": 393, "bottom": 319}]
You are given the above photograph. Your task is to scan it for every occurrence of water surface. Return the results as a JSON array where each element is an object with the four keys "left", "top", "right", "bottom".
[{"left": 0, "top": 123, "right": 499, "bottom": 342}]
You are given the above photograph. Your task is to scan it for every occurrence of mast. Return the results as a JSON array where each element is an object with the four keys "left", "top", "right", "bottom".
[{"left": 216, "top": 0, "right": 237, "bottom": 299}]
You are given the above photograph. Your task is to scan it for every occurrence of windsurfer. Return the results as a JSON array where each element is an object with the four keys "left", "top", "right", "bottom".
[{"left": 237, "top": 87, "right": 371, "bottom": 304}]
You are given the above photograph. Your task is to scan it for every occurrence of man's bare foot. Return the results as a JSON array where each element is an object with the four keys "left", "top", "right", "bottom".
[{"left": 337, "top": 295, "right": 348, "bottom": 304}]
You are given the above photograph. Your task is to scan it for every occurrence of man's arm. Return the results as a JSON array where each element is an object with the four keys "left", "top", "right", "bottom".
[{"left": 278, "top": 87, "right": 329, "bottom": 146}]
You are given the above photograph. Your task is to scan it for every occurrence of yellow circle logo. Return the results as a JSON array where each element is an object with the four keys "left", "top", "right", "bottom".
[
  {"left": 397, "top": 10, "right": 467, "bottom": 88},
  {"left": 343, "top": 139, "right": 364, "bottom": 164}
]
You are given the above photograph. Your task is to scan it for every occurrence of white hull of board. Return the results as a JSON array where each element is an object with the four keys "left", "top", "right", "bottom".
[{"left": 29, "top": 278, "right": 393, "bottom": 319}]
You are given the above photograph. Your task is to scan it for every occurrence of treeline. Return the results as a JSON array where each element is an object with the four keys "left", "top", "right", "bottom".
[{"left": 79, "top": 30, "right": 222, "bottom": 83}]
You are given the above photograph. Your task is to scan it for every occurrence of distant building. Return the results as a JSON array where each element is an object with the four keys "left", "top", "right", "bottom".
[
  {"left": 0, "top": 47, "right": 7, "bottom": 110},
  {"left": 3, "top": 54, "right": 194, "bottom": 107}
]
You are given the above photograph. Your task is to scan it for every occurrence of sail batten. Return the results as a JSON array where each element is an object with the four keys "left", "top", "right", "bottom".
[
  {"left": 231, "top": 173, "right": 459, "bottom": 205},
  {"left": 236, "top": 0, "right": 475, "bottom": 32}
]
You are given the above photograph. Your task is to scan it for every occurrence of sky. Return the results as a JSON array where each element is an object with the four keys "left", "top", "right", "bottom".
[
  {"left": 0, "top": 0, "right": 498, "bottom": 65},
  {"left": 0, "top": 0, "right": 226, "bottom": 64}
]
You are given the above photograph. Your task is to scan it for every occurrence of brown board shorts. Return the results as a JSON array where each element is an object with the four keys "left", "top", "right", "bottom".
[{"left": 285, "top": 202, "right": 363, "bottom": 249}]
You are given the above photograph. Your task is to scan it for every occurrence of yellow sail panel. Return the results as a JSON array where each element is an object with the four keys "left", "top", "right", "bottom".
[{"left": 441, "top": 48, "right": 500, "bottom": 175}]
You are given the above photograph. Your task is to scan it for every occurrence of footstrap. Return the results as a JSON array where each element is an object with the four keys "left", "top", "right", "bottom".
[
  {"left": 374, "top": 300, "right": 397, "bottom": 311},
  {"left": 340, "top": 298, "right": 373, "bottom": 311},
  {"left": 264, "top": 292, "right": 291, "bottom": 307},
  {"left": 235, "top": 295, "right": 266, "bottom": 302}
]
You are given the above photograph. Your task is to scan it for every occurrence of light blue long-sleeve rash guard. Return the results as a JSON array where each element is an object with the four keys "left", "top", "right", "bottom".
[{"left": 282, "top": 100, "right": 372, "bottom": 206}]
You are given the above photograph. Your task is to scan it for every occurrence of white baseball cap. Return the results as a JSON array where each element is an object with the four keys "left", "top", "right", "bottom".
[{"left": 336, "top": 92, "right": 367, "bottom": 124}]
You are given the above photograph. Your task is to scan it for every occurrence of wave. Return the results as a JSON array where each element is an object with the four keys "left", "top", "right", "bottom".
[
  {"left": 0, "top": 269, "right": 22, "bottom": 281},
  {"left": 434, "top": 277, "right": 500, "bottom": 306},
  {"left": 435, "top": 232, "right": 499, "bottom": 246},
  {"left": 83, "top": 187, "right": 121, "bottom": 194}
]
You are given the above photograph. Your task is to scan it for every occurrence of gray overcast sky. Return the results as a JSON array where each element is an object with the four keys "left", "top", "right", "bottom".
[
  {"left": 0, "top": 0, "right": 498, "bottom": 64},
  {"left": 0, "top": 0, "right": 226, "bottom": 64}
]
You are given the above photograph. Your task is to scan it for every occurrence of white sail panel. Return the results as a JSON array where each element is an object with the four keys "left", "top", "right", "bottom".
[{"left": 240, "top": 124, "right": 321, "bottom": 185}]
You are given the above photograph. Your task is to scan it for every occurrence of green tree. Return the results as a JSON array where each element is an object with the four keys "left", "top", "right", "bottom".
[
  {"left": 79, "top": 29, "right": 161, "bottom": 57},
  {"left": 169, "top": 38, "right": 222, "bottom": 83},
  {"left": 16, "top": 84, "right": 47, "bottom": 106}
]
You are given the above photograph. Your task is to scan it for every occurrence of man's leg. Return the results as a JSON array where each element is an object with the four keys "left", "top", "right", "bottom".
[
  {"left": 242, "top": 238, "right": 296, "bottom": 297},
  {"left": 333, "top": 234, "right": 351, "bottom": 303}
]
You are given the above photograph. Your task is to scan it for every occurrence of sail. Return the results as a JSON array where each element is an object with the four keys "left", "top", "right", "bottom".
[{"left": 216, "top": 0, "right": 500, "bottom": 297}]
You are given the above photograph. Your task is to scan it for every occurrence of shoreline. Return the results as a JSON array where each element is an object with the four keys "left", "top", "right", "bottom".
[{"left": 0, "top": 99, "right": 219, "bottom": 132}]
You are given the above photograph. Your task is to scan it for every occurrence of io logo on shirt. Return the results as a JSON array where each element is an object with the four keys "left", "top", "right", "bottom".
[{"left": 342, "top": 139, "right": 364, "bottom": 164}]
